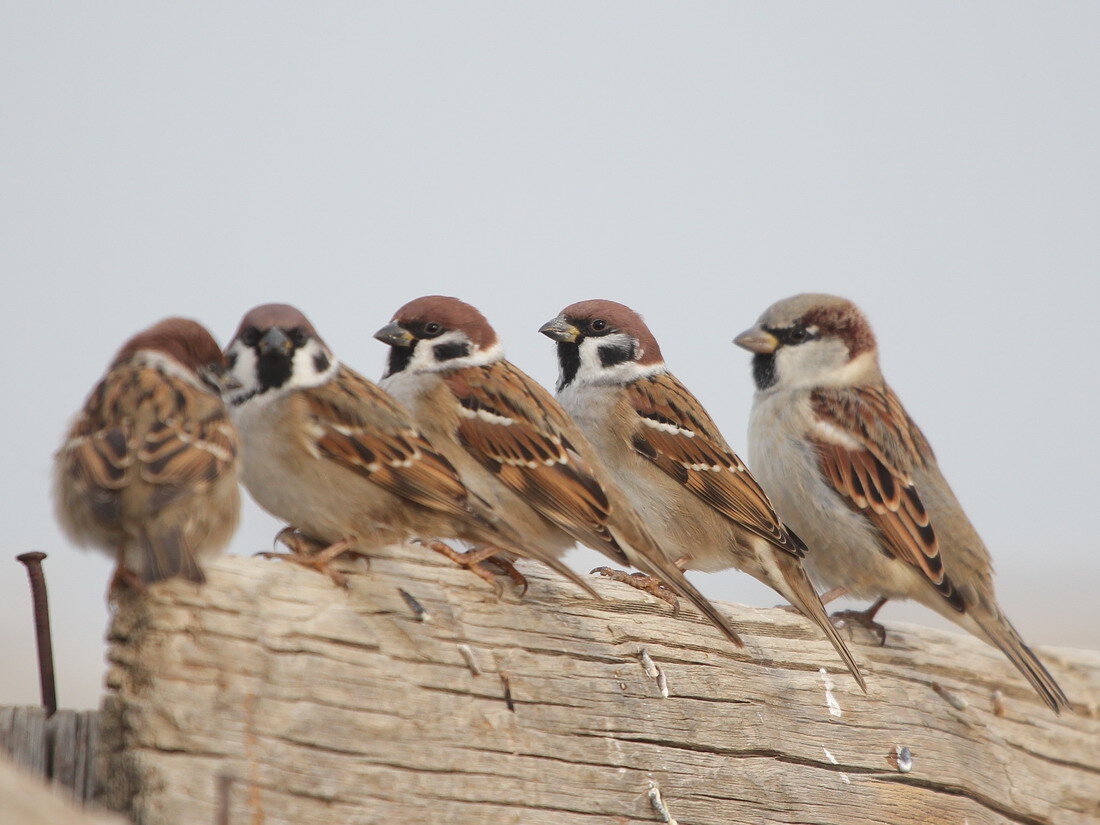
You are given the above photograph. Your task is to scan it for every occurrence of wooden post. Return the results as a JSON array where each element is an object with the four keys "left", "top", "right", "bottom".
[{"left": 40, "top": 548, "right": 1100, "bottom": 823}]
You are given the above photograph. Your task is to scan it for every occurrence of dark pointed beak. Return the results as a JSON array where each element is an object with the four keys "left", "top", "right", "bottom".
[
  {"left": 374, "top": 321, "right": 415, "bottom": 347},
  {"left": 538, "top": 316, "right": 581, "bottom": 343},
  {"left": 259, "top": 327, "right": 292, "bottom": 356},
  {"left": 733, "top": 326, "right": 779, "bottom": 354}
]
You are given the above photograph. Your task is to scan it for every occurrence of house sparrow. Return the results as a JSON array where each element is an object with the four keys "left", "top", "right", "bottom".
[
  {"left": 54, "top": 318, "right": 240, "bottom": 587},
  {"left": 540, "top": 300, "right": 865, "bottom": 690},
  {"left": 735, "top": 293, "right": 1069, "bottom": 713},
  {"left": 375, "top": 295, "right": 747, "bottom": 648},
  {"left": 224, "top": 303, "right": 553, "bottom": 591}
]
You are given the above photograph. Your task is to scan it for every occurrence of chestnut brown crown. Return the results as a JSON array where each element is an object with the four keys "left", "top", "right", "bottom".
[
  {"left": 113, "top": 318, "right": 226, "bottom": 373},
  {"left": 392, "top": 295, "right": 498, "bottom": 349},
  {"left": 232, "top": 303, "right": 323, "bottom": 344},
  {"left": 559, "top": 299, "right": 664, "bottom": 365}
]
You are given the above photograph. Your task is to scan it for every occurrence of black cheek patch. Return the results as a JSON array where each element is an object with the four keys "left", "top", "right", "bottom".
[
  {"left": 556, "top": 342, "right": 580, "bottom": 391},
  {"left": 433, "top": 342, "right": 470, "bottom": 362},
  {"left": 313, "top": 351, "right": 330, "bottom": 373},
  {"left": 386, "top": 346, "right": 413, "bottom": 376},
  {"left": 752, "top": 354, "right": 777, "bottom": 390},
  {"left": 598, "top": 342, "right": 635, "bottom": 368}
]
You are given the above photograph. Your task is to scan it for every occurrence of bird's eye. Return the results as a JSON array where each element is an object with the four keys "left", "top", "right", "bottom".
[
  {"left": 789, "top": 327, "right": 808, "bottom": 344},
  {"left": 241, "top": 327, "right": 259, "bottom": 347},
  {"left": 423, "top": 322, "right": 442, "bottom": 336},
  {"left": 289, "top": 328, "right": 308, "bottom": 347},
  {"left": 590, "top": 319, "right": 607, "bottom": 332}
]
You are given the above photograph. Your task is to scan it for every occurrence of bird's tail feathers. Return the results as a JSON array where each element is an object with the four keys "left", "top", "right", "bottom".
[
  {"left": 971, "top": 609, "right": 1069, "bottom": 714},
  {"left": 612, "top": 527, "right": 745, "bottom": 648},
  {"left": 140, "top": 528, "right": 205, "bottom": 584},
  {"left": 776, "top": 558, "right": 867, "bottom": 693}
]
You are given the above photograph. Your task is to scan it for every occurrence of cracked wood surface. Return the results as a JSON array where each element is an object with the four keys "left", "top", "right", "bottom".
[{"left": 99, "top": 547, "right": 1100, "bottom": 825}]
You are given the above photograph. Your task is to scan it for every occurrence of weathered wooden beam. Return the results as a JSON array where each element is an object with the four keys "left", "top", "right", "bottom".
[{"left": 96, "top": 548, "right": 1098, "bottom": 825}]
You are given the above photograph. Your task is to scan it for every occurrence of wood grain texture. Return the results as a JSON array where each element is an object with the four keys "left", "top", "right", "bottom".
[
  {"left": 0, "top": 707, "right": 100, "bottom": 804},
  {"left": 98, "top": 547, "right": 1100, "bottom": 825}
]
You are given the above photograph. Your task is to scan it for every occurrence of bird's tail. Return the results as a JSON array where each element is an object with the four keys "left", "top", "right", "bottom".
[
  {"left": 140, "top": 528, "right": 206, "bottom": 584},
  {"left": 612, "top": 527, "right": 745, "bottom": 648},
  {"left": 970, "top": 610, "right": 1069, "bottom": 714},
  {"left": 775, "top": 555, "right": 867, "bottom": 693}
]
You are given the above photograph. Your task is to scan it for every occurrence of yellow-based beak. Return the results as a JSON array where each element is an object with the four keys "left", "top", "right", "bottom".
[
  {"left": 259, "top": 327, "right": 293, "bottom": 356},
  {"left": 733, "top": 327, "right": 779, "bottom": 354},
  {"left": 373, "top": 322, "right": 415, "bottom": 347},
  {"left": 538, "top": 316, "right": 580, "bottom": 343}
]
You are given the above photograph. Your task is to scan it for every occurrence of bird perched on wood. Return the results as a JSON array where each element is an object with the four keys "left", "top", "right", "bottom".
[
  {"left": 735, "top": 293, "right": 1068, "bottom": 713},
  {"left": 373, "top": 295, "right": 745, "bottom": 647},
  {"left": 54, "top": 318, "right": 240, "bottom": 588},
  {"left": 223, "top": 303, "right": 580, "bottom": 593},
  {"left": 540, "top": 299, "right": 865, "bottom": 691}
]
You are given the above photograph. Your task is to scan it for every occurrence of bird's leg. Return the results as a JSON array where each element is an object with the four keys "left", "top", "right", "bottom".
[
  {"left": 414, "top": 540, "right": 526, "bottom": 596},
  {"left": 831, "top": 596, "right": 889, "bottom": 645},
  {"left": 255, "top": 528, "right": 357, "bottom": 588},
  {"left": 590, "top": 567, "right": 680, "bottom": 611},
  {"left": 819, "top": 586, "right": 849, "bottom": 606}
]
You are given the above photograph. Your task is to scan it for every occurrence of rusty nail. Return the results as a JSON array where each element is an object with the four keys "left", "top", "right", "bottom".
[
  {"left": 17, "top": 552, "right": 57, "bottom": 717},
  {"left": 499, "top": 672, "right": 515, "bottom": 712},
  {"left": 398, "top": 588, "right": 430, "bottom": 622}
]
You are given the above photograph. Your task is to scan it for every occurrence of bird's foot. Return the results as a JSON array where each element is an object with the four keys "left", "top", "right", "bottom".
[
  {"left": 415, "top": 540, "right": 527, "bottom": 597},
  {"left": 255, "top": 529, "right": 357, "bottom": 588},
  {"left": 830, "top": 597, "right": 889, "bottom": 645},
  {"left": 480, "top": 549, "right": 528, "bottom": 596},
  {"left": 591, "top": 567, "right": 679, "bottom": 611}
]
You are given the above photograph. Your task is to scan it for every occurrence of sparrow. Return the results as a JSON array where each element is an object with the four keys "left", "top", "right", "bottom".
[
  {"left": 54, "top": 318, "right": 240, "bottom": 587},
  {"left": 374, "top": 295, "right": 746, "bottom": 647},
  {"left": 224, "top": 303, "right": 554, "bottom": 591},
  {"left": 735, "top": 293, "right": 1069, "bottom": 713},
  {"left": 540, "top": 300, "right": 866, "bottom": 691}
]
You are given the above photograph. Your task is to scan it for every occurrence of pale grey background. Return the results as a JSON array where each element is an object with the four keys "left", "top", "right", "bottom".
[{"left": 3, "top": 3, "right": 1097, "bottom": 710}]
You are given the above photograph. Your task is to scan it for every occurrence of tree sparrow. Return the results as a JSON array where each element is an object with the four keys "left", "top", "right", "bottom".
[
  {"left": 735, "top": 293, "right": 1068, "bottom": 713},
  {"left": 225, "top": 303, "right": 548, "bottom": 591},
  {"left": 540, "top": 300, "right": 865, "bottom": 690},
  {"left": 54, "top": 318, "right": 240, "bottom": 587},
  {"left": 375, "top": 295, "right": 751, "bottom": 648}
]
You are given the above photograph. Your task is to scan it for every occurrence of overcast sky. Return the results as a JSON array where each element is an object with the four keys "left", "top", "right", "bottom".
[{"left": 2, "top": 3, "right": 1098, "bottom": 710}]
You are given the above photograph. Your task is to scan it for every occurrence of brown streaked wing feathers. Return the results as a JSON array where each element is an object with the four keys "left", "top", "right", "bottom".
[
  {"left": 626, "top": 373, "right": 805, "bottom": 557},
  {"left": 303, "top": 366, "right": 474, "bottom": 520},
  {"left": 811, "top": 386, "right": 964, "bottom": 611},
  {"left": 60, "top": 363, "right": 237, "bottom": 522},
  {"left": 444, "top": 362, "right": 627, "bottom": 562}
]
